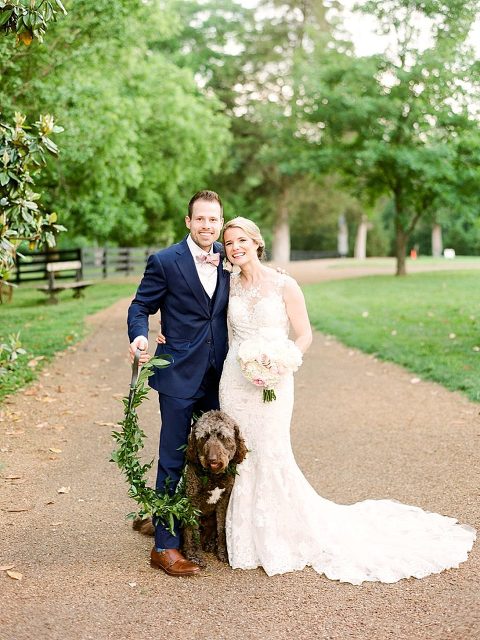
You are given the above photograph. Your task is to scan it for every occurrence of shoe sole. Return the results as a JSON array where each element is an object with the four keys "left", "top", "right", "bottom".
[{"left": 150, "top": 559, "right": 200, "bottom": 576}]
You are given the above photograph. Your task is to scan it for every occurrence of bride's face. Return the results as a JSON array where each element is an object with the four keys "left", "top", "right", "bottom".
[{"left": 223, "top": 227, "right": 259, "bottom": 267}]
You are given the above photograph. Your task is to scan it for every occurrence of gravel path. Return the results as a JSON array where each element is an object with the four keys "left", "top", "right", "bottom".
[{"left": 1, "top": 264, "right": 479, "bottom": 640}]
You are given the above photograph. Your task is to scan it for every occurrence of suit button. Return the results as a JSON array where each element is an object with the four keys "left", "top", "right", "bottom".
[{"left": 206, "top": 339, "right": 212, "bottom": 344}]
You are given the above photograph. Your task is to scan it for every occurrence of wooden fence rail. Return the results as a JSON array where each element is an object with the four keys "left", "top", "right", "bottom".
[
  {"left": 80, "top": 247, "right": 159, "bottom": 280},
  {"left": 14, "top": 247, "right": 162, "bottom": 285}
]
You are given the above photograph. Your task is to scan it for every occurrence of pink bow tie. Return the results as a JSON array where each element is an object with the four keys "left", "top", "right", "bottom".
[{"left": 196, "top": 253, "right": 220, "bottom": 267}]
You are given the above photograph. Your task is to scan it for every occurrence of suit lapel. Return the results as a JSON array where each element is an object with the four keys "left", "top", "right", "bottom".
[{"left": 175, "top": 239, "right": 210, "bottom": 313}]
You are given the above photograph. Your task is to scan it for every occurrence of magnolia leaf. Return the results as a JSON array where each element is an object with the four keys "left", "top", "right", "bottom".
[
  {"left": 49, "top": 448, "right": 62, "bottom": 454},
  {"left": 54, "top": 0, "right": 67, "bottom": 15},
  {"left": 0, "top": 10, "right": 13, "bottom": 27},
  {"left": 42, "top": 137, "right": 58, "bottom": 155}
]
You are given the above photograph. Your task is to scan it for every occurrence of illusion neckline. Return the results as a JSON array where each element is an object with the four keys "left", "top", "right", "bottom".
[{"left": 233, "top": 267, "right": 282, "bottom": 292}]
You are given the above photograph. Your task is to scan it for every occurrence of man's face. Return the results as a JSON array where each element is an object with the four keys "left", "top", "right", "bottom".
[{"left": 185, "top": 199, "right": 223, "bottom": 251}]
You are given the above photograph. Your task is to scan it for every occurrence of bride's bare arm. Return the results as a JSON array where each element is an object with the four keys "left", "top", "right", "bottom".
[{"left": 283, "top": 277, "right": 313, "bottom": 354}]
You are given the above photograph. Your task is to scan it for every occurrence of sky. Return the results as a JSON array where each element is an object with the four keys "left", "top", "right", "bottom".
[
  {"left": 240, "top": 0, "right": 480, "bottom": 58},
  {"left": 339, "top": 0, "right": 480, "bottom": 57}
]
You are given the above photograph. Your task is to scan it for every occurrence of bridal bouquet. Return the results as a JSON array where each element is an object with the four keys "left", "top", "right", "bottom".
[{"left": 237, "top": 330, "right": 303, "bottom": 402}]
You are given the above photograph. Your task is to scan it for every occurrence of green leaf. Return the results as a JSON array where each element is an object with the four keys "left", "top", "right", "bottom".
[
  {"left": 53, "top": 0, "right": 67, "bottom": 16},
  {"left": 41, "top": 137, "right": 58, "bottom": 155},
  {"left": 0, "top": 9, "right": 13, "bottom": 27}
]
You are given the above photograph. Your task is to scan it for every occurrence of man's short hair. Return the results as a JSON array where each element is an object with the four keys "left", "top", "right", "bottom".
[{"left": 188, "top": 190, "right": 223, "bottom": 218}]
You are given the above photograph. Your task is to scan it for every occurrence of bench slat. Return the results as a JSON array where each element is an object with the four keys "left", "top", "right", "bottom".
[
  {"left": 46, "top": 261, "right": 82, "bottom": 272},
  {"left": 38, "top": 281, "right": 93, "bottom": 292}
]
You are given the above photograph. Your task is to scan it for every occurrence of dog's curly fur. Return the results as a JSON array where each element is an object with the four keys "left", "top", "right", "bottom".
[{"left": 133, "top": 409, "right": 247, "bottom": 567}]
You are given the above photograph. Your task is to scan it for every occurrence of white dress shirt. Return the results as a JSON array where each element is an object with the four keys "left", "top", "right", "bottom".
[{"left": 187, "top": 234, "right": 218, "bottom": 298}]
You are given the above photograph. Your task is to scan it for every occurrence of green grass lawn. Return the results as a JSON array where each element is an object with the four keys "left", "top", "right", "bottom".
[
  {"left": 326, "top": 256, "right": 480, "bottom": 270},
  {"left": 304, "top": 271, "right": 480, "bottom": 403},
  {"left": 0, "top": 280, "right": 137, "bottom": 402}
]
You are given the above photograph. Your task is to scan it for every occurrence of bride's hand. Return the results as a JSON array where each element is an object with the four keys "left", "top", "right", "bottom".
[{"left": 156, "top": 331, "right": 166, "bottom": 344}]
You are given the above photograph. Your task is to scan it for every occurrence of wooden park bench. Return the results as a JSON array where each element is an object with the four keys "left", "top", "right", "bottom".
[{"left": 38, "top": 261, "right": 93, "bottom": 304}]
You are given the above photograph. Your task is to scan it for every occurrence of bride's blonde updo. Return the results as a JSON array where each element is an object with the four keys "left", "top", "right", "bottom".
[{"left": 223, "top": 217, "right": 266, "bottom": 260}]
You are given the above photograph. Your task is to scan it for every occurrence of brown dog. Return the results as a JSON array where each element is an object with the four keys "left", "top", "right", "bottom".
[{"left": 133, "top": 409, "right": 247, "bottom": 567}]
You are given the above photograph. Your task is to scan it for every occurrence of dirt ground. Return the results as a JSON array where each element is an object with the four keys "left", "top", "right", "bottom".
[{"left": 1, "top": 261, "right": 479, "bottom": 640}]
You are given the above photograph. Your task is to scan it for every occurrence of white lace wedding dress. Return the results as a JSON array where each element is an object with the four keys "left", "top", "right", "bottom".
[{"left": 219, "top": 270, "right": 476, "bottom": 584}]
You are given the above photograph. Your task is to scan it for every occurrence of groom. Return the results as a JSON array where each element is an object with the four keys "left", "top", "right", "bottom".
[{"left": 127, "top": 190, "right": 229, "bottom": 576}]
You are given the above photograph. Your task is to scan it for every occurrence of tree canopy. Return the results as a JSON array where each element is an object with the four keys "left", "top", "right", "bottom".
[{"left": 1, "top": 0, "right": 479, "bottom": 273}]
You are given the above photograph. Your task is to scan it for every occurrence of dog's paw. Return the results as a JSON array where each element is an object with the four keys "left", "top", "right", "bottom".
[
  {"left": 132, "top": 516, "right": 155, "bottom": 536},
  {"left": 216, "top": 548, "right": 229, "bottom": 563},
  {"left": 203, "top": 539, "right": 216, "bottom": 553},
  {"left": 186, "top": 553, "right": 207, "bottom": 569}
]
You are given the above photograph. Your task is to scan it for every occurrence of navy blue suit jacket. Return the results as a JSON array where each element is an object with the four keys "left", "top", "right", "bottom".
[{"left": 127, "top": 237, "right": 229, "bottom": 399}]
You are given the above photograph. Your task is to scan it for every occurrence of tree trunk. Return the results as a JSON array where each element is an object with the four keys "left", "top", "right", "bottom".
[
  {"left": 337, "top": 214, "right": 348, "bottom": 257},
  {"left": 272, "top": 187, "right": 290, "bottom": 264},
  {"left": 354, "top": 215, "right": 368, "bottom": 259},
  {"left": 395, "top": 228, "right": 408, "bottom": 276},
  {"left": 432, "top": 223, "right": 443, "bottom": 258}
]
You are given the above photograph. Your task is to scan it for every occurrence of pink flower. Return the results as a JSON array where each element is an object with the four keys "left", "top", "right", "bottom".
[{"left": 252, "top": 378, "right": 265, "bottom": 387}]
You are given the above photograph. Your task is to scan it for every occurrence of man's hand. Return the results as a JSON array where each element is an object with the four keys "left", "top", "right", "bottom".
[
  {"left": 275, "top": 266, "right": 288, "bottom": 275},
  {"left": 129, "top": 336, "right": 150, "bottom": 364}
]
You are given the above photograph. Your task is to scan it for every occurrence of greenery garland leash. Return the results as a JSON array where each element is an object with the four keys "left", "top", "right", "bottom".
[
  {"left": 191, "top": 460, "right": 239, "bottom": 488},
  {"left": 111, "top": 350, "right": 200, "bottom": 535}
]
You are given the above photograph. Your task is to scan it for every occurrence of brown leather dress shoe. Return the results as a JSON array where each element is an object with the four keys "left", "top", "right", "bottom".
[{"left": 150, "top": 548, "right": 201, "bottom": 577}]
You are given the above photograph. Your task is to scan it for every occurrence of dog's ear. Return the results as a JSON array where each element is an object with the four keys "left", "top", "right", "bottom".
[
  {"left": 185, "top": 431, "right": 197, "bottom": 463},
  {"left": 232, "top": 423, "right": 248, "bottom": 464}
]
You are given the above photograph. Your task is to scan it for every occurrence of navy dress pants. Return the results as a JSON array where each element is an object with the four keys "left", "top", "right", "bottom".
[{"left": 154, "top": 365, "right": 220, "bottom": 549}]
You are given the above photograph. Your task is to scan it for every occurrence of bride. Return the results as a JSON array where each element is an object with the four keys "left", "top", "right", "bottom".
[{"left": 219, "top": 216, "right": 476, "bottom": 584}]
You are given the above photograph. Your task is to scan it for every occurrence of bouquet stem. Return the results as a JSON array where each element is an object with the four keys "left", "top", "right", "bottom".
[{"left": 263, "top": 388, "right": 276, "bottom": 402}]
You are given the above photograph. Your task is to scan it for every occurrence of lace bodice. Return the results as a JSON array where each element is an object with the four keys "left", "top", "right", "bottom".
[{"left": 227, "top": 270, "right": 289, "bottom": 349}]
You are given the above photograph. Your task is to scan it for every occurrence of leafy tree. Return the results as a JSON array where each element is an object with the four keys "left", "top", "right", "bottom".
[
  {"left": 0, "top": 0, "right": 232, "bottom": 247},
  {"left": 0, "top": 0, "right": 65, "bottom": 285},
  {"left": 304, "top": 0, "right": 480, "bottom": 274},
  {"left": 226, "top": 0, "right": 335, "bottom": 261},
  {"left": 160, "top": 0, "right": 344, "bottom": 260}
]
